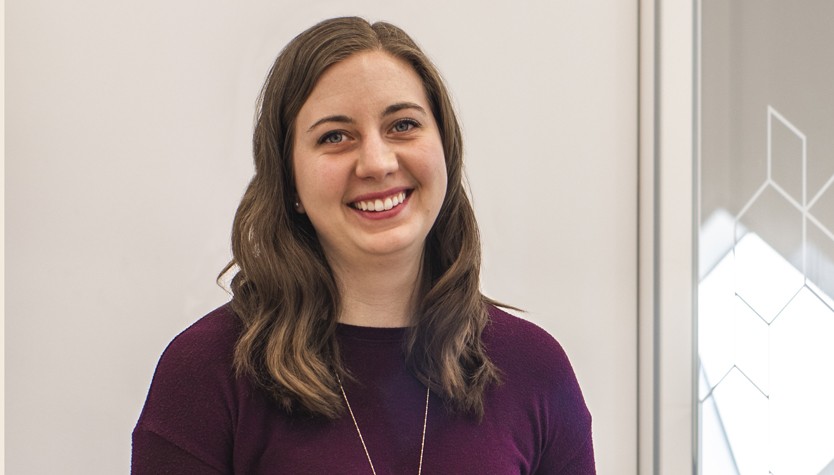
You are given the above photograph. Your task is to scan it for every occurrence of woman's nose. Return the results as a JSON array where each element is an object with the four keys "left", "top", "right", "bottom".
[{"left": 355, "top": 134, "right": 398, "bottom": 179}]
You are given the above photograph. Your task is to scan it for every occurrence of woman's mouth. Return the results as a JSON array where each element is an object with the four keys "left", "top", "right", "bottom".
[{"left": 350, "top": 190, "right": 409, "bottom": 212}]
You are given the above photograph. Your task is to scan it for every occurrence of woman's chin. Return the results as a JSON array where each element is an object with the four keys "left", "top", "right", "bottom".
[{"left": 353, "top": 233, "right": 427, "bottom": 261}]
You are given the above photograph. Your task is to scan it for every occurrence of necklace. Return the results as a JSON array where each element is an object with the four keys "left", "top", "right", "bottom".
[{"left": 336, "top": 373, "right": 430, "bottom": 475}]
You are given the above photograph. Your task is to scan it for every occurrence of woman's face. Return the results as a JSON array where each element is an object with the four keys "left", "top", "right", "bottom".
[{"left": 292, "top": 51, "right": 447, "bottom": 268}]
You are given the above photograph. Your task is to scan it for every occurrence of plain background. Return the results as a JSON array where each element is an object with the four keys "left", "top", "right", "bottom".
[{"left": 5, "top": 1, "right": 637, "bottom": 473}]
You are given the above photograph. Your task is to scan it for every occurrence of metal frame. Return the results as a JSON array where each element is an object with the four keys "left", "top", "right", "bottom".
[{"left": 638, "top": 0, "right": 698, "bottom": 473}]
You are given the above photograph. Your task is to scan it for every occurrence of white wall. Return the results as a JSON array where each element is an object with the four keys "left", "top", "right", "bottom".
[{"left": 5, "top": 1, "right": 637, "bottom": 473}]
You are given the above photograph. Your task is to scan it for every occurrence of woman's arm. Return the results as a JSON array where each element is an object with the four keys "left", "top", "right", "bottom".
[{"left": 132, "top": 428, "right": 227, "bottom": 475}]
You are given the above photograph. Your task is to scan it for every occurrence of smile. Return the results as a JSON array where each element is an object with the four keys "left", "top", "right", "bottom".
[{"left": 351, "top": 191, "right": 408, "bottom": 212}]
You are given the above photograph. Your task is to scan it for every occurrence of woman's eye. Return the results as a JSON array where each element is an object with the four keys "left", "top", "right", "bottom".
[
  {"left": 392, "top": 119, "right": 418, "bottom": 133},
  {"left": 319, "top": 132, "right": 344, "bottom": 144}
]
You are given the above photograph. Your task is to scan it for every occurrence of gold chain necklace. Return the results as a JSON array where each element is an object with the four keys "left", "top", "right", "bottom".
[{"left": 336, "top": 373, "right": 430, "bottom": 475}]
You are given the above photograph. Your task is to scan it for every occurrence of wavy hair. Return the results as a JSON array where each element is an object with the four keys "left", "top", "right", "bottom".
[{"left": 221, "top": 16, "right": 500, "bottom": 419}]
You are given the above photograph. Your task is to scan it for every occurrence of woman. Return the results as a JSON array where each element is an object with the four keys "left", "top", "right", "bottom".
[{"left": 132, "top": 17, "right": 594, "bottom": 474}]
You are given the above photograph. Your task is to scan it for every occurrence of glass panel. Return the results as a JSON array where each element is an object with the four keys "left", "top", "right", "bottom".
[{"left": 698, "top": 1, "right": 834, "bottom": 474}]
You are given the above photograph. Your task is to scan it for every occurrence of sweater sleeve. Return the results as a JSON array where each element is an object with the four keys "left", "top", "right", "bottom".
[
  {"left": 487, "top": 307, "right": 596, "bottom": 474},
  {"left": 131, "top": 307, "right": 239, "bottom": 474},
  {"left": 536, "top": 430, "right": 596, "bottom": 474},
  {"left": 131, "top": 428, "right": 226, "bottom": 475},
  {"left": 533, "top": 335, "right": 596, "bottom": 475}
]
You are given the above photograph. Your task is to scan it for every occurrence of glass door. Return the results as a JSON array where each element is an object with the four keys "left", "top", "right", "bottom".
[{"left": 697, "top": 1, "right": 834, "bottom": 473}]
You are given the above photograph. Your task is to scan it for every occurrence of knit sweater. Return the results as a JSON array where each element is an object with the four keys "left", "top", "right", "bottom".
[{"left": 132, "top": 305, "right": 595, "bottom": 474}]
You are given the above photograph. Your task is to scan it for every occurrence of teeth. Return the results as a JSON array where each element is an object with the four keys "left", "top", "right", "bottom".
[{"left": 354, "top": 191, "right": 407, "bottom": 212}]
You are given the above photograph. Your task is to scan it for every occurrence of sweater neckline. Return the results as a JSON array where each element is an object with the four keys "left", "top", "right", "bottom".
[{"left": 336, "top": 323, "right": 409, "bottom": 342}]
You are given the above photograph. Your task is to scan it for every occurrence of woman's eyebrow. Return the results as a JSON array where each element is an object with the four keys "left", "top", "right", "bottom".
[
  {"left": 382, "top": 102, "right": 427, "bottom": 117},
  {"left": 306, "top": 115, "right": 353, "bottom": 132}
]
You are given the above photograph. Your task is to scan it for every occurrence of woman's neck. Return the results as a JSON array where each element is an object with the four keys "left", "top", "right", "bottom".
[{"left": 329, "top": 253, "right": 423, "bottom": 328}]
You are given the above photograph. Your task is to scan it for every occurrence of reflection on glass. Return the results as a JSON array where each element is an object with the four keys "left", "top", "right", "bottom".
[
  {"left": 698, "top": 1, "right": 834, "bottom": 473},
  {"left": 700, "top": 233, "right": 834, "bottom": 473}
]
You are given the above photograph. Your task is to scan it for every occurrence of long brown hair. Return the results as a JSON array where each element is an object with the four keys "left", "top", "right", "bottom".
[{"left": 221, "top": 16, "right": 500, "bottom": 419}]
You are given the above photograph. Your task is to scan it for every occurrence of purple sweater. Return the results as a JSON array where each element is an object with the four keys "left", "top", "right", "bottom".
[{"left": 132, "top": 305, "right": 595, "bottom": 474}]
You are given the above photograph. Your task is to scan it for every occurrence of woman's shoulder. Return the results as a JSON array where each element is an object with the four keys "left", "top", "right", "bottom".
[
  {"left": 484, "top": 305, "right": 595, "bottom": 471},
  {"left": 158, "top": 304, "right": 242, "bottom": 369},
  {"left": 484, "top": 305, "right": 570, "bottom": 365},
  {"left": 483, "top": 305, "right": 585, "bottom": 394},
  {"left": 133, "top": 304, "right": 244, "bottom": 472},
  {"left": 140, "top": 304, "right": 244, "bottom": 417}
]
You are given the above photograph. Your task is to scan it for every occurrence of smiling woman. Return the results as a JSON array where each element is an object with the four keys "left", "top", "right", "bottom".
[{"left": 131, "top": 16, "right": 595, "bottom": 474}]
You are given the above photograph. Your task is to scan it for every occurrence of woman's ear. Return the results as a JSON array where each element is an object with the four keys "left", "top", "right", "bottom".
[{"left": 294, "top": 199, "right": 306, "bottom": 214}]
